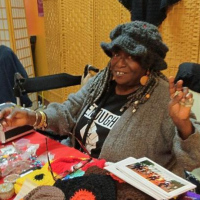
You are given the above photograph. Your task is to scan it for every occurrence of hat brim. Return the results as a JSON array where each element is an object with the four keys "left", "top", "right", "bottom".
[
  {"left": 100, "top": 36, "right": 147, "bottom": 58},
  {"left": 100, "top": 36, "right": 167, "bottom": 71}
]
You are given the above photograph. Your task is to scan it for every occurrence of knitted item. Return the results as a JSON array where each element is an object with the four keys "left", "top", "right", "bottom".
[
  {"left": 23, "top": 185, "right": 65, "bottom": 200},
  {"left": 85, "top": 166, "right": 154, "bottom": 200},
  {"left": 81, "top": 159, "right": 106, "bottom": 171},
  {"left": 101, "top": 21, "right": 168, "bottom": 71},
  {"left": 51, "top": 157, "right": 87, "bottom": 174},
  {"left": 14, "top": 163, "right": 56, "bottom": 194},
  {"left": 118, "top": 0, "right": 181, "bottom": 26},
  {"left": 54, "top": 174, "right": 116, "bottom": 200},
  {"left": 51, "top": 157, "right": 106, "bottom": 176}
]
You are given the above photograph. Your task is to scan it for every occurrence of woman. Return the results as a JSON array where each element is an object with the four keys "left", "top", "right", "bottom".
[{"left": 0, "top": 21, "right": 200, "bottom": 177}]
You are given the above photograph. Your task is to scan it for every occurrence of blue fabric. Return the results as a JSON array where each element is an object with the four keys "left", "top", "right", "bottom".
[{"left": 0, "top": 45, "right": 32, "bottom": 107}]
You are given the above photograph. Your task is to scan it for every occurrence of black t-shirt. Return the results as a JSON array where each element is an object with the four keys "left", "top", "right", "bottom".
[{"left": 75, "top": 87, "right": 130, "bottom": 158}]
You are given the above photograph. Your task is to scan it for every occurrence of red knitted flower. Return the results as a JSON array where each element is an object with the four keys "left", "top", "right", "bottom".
[{"left": 70, "top": 189, "right": 95, "bottom": 200}]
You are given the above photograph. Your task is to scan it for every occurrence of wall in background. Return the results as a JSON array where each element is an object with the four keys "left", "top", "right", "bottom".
[
  {"left": 42, "top": 0, "right": 200, "bottom": 103},
  {"left": 24, "top": 0, "right": 48, "bottom": 77}
]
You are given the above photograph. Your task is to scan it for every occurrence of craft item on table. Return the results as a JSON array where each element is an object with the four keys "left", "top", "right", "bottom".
[
  {"left": 50, "top": 157, "right": 90, "bottom": 175},
  {"left": 13, "top": 179, "right": 38, "bottom": 200},
  {"left": 20, "top": 166, "right": 42, "bottom": 178},
  {"left": 50, "top": 157, "right": 106, "bottom": 180},
  {"left": 0, "top": 145, "right": 16, "bottom": 155},
  {"left": 14, "top": 163, "right": 57, "bottom": 194},
  {"left": 13, "top": 140, "right": 39, "bottom": 161},
  {"left": 61, "top": 169, "right": 85, "bottom": 180},
  {"left": 22, "top": 185, "right": 65, "bottom": 200},
  {"left": 54, "top": 174, "right": 117, "bottom": 200},
  {"left": 184, "top": 170, "right": 200, "bottom": 194},
  {"left": 81, "top": 158, "right": 106, "bottom": 171},
  {"left": 0, "top": 182, "right": 15, "bottom": 200},
  {"left": 0, "top": 145, "right": 22, "bottom": 177},
  {"left": 26, "top": 143, "right": 39, "bottom": 156},
  {"left": 2, "top": 160, "right": 32, "bottom": 177},
  {"left": 4, "top": 174, "right": 20, "bottom": 184},
  {"left": 177, "top": 191, "right": 200, "bottom": 200},
  {"left": 0, "top": 143, "right": 39, "bottom": 178},
  {"left": 85, "top": 166, "right": 153, "bottom": 200},
  {"left": 0, "top": 143, "right": 40, "bottom": 178},
  {"left": 36, "top": 152, "right": 55, "bottom": 165},
  {"left": 14, "top": 139, "right": 30, "bottom": 152}
]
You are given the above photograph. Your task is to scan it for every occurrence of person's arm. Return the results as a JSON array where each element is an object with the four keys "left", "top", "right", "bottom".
[
  {"left": 172, "top": 119, "right": 200, "bottom": 176},
  {"left": 43, "top": 78, "right": 93, "bottom": 135},
  {"left": 168, "top": 76, "right": 194, "bottom": 139},
  {"left": 168, "top": 76, "right": 200, "bottom": 175},
  {"left": 0, "top": 78, "right": 94, "bottom": 135},
  {"left": 0, "top": 107, "right": 36, "bottom": 128}
]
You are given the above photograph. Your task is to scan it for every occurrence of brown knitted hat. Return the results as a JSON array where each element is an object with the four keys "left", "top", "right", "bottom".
[{"left": 23, "top": 185, "right": 65, "bottom": 200}]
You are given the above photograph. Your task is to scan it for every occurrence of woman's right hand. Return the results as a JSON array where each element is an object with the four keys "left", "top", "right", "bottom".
[{"left": 0, "top": 107, "right": 36, "bottom": 128}]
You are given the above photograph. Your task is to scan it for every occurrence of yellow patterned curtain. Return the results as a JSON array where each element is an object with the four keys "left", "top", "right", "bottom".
[{"left": 43, "top": 0, "right": 200, "bottom": 102}]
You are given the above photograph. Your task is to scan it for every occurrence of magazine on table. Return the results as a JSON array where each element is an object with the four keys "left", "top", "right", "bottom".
[{"left": 104, "top": 157, "right": 196, "bottom": 200}]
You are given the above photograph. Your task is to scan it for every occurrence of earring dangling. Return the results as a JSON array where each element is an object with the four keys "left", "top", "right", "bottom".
[{"left": 140, "top": 70, "right": 150, "bottom": 86}]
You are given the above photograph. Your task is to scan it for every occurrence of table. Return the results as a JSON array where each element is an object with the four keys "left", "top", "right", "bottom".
[
  {"left": 0, "top": 131, "right": 88, "bottom": 199},
  {"left": 23, "top": 131, "right": 88, "bottom": 159},
  {"left": 2, "top": 132, "right": 199, "bottom": 200}
]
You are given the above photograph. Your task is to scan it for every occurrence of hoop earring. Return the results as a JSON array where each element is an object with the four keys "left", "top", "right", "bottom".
[{"left": 140, "top": 70, "right": 150, "bottom": 86}]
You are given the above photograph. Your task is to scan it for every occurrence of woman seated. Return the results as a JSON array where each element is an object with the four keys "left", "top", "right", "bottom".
[{"left": 0, "top": 21, "right": 200, "bottom": 178}]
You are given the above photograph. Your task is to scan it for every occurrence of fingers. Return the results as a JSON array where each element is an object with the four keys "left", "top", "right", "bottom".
[
  {"left": 180, "top": 88, "right": 194, "bottom": 107},
  {"left": 168, "top": 76, "right": 183, "bottom": 98},
  {"left": 0, "top": 107, "right": 13, "bottom": 127},
  {"left": 168, "top": 76, "right": 194, "bottom": 107},
  {"left": 0, "top": 107, "right": 13, "bottom": 119},
  {"left": 0, "top": 107, "right": 28, "bottom": 128}
]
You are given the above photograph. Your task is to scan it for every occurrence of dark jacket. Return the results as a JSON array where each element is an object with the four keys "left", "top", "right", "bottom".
[
  {"left": 0, "top": 45, "right": 32, "bottom": 107},
  {"left": 118, "top": 0, "right": 181, "bottom": 26},
  {"left": 175, "top": 62, "right": 200, "bottom": 93}
]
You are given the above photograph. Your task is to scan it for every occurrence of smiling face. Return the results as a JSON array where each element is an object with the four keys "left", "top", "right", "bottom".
[{"left": 110, "top": 48, "right": 147, "bottom": 94}]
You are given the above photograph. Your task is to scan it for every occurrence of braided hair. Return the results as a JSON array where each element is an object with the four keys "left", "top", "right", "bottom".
[
  {"left": 86, "top": 62, "right": 168, "bottom": 113},
  {"left": 81, "top": 62, "right": 168, "bottom": 146}
]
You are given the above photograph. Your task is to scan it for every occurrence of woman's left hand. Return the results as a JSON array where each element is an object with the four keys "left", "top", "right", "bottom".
[{"left": 168, "top": 76, "right": 194, "bottom": 139}]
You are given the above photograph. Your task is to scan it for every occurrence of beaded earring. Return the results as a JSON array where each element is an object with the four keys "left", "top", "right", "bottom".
[{"left": 140, "top": 70, "right": 150, "bottom": 86}]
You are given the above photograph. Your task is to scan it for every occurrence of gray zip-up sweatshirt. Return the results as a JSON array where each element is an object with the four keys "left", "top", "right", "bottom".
[{"left": 44, "top": 78, "right": 200, "bottom": 177}]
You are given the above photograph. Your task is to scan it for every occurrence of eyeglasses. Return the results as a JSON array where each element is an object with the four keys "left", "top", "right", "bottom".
[{"left": 45, "top": 132, "right": 92, "bottom": 181}]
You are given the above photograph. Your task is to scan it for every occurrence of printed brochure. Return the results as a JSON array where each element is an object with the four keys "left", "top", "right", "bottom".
[{"left": 104, "top": 157, "right": 196, "bottom": 200}]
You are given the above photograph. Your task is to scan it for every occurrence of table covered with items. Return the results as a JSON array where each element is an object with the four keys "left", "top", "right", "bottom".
[{"left": 0, "top": 132, "right": 199, "bottom": 200}]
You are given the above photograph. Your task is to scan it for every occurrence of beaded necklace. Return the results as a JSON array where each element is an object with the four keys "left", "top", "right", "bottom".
[
  {"left": 82, "top": 65, "right": 168, "bottom": 148},
  {"left": 120, "top": 72, "right": 159, "bottom": 113}
]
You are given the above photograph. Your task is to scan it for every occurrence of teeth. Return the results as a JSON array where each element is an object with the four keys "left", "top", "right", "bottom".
[{"left": 116, "top": 72, "right": 125, "bottom": 75}]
